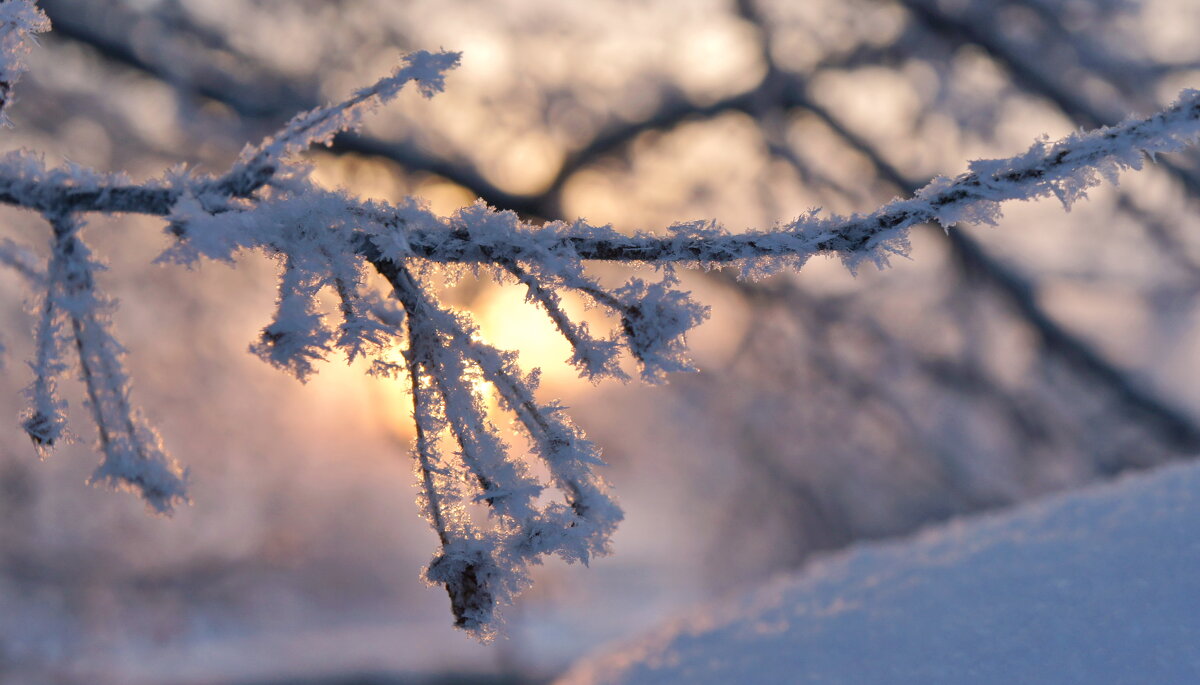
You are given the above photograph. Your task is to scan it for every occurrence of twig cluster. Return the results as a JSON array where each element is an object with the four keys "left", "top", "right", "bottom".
[{"left": 2, "top": 1, "right": 1200, "bottom": 634}]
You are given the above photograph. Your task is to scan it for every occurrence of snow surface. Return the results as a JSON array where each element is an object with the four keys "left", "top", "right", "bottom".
[{"left": 559, "top": 460, "right": 1200, "bottom": 684}]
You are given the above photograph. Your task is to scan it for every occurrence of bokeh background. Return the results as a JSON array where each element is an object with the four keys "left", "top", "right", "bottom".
[{"left": 2, "top": 0, "right": 1200, "bottom": 682}]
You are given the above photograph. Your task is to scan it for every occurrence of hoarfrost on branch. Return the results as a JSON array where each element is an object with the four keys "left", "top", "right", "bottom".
[{"left": 3, "top": 0, "right": 1200, "bottom": 637}]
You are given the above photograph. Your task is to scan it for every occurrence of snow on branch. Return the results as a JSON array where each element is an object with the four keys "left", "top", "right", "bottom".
[
  {"left": 1, "top": 19, "right": 1199, "bottom": 633},
  {"left": 0, "top": 0, "right": 47, "bottom": 124},
  {"left": 35, "top": 212, "right": 188, "bottom": 514},
  {"left": 384, "top": 89, "right": 1200, "bottom": 272},
  {"left": 383, "top": 261, "right": 621, "bottom": 637},
  {"left": 215, "top": 50, "right": 460, "bottom": 198}
]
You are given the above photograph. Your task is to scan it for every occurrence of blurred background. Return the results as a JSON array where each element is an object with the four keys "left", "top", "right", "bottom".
[{"left": 2, "top": 0, "right": 1200, "bottom": 682}]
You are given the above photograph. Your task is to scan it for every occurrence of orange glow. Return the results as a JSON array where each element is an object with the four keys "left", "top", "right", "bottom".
[{"left": 472, "top": 282, "right": 583, "bottom": 390}]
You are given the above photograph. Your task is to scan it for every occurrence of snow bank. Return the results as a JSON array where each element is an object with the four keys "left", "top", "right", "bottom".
[{"left": 560, "top": 460, "right": 1200, "bottom": 684}]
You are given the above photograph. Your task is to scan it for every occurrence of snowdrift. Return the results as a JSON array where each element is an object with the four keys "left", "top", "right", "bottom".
[{"left": 561, "top": 460, "right": 1200, "bottom": 684}]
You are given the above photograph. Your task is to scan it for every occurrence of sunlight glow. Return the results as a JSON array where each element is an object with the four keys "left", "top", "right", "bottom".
[{"left": 473, "top": 282, "right": 581, "bottom": 389}]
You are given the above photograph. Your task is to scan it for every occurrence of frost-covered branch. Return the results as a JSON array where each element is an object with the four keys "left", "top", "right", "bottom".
[
  {"left": 5, "top": 88, "right": 1200, "bottom": 270},
  {"left": 381, "top": 261, "right": 620, "bottom": 636},
  {"left": 214, "top": 50, "right": 459, "bottom": 199},
  {"left": 23, "top": 211, "right": 188, "bottom": 513},
  {"left": 0, "top": 0, "right": 47, "bottom": 123},
  {"left": 4, "top": 10, "right": 1200, "bottom": 635}
]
